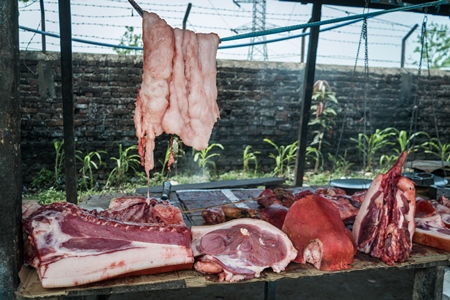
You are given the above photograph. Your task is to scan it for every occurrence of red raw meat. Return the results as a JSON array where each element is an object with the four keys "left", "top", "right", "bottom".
[
  {"left": 98, "top": 196, "right": 185, "bottom": 225},
  {"left": 202, "top": 206, "right": 226, "bottom": 225},
  {"left": 260, "top": 203, "right": 289, "bottom": 229},
  {"left": 282, "top": 194, "right": 356, "bottom": 271},
  {"left": 22, "top": 202, "right": 193, "bottom": 288},
  {"left": 352, "top": 151, "right": 416, "bottom": 266},
  {"left": 191, "top": 218, "right": 297, "bottom": 282}
]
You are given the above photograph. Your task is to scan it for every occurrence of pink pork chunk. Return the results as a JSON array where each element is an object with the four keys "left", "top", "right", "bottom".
[
  {"left": 191, "top": 218, "right": 297, "bottom": 282},
  {"left": 22, "top": 202, "right": 194, "bottom": 288}
]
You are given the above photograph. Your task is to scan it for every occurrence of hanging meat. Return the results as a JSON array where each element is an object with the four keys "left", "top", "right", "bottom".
[
  {"left": 135, "top": 11, "right": 220, "bottom": 177},
  {"left": 352, "top": 151, "right": 416, "bottom": 266}
]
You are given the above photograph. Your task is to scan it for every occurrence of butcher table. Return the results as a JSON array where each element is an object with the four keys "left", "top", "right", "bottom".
[{"left": 17, "top": 187, "right": 450, "bottom": 300}]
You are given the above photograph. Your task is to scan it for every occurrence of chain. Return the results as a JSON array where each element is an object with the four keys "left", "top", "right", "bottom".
[
  {"left": 408, "top": 15, "right": 426, "bottom": 155},
  {"left": 362, "top": 18, "right": 369, "bottom": 175}
]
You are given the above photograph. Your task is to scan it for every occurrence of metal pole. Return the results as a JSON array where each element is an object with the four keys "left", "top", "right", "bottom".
[
  {"left": 0, "top": 0, "right": 22, "bottom": 298},
  {"left": 294, "top": 1, "right": 322, "bottom": 187},
  {"left": 401, "top": 24, "right": 418, "bottom": 68},
  {"left": 59, "top": 0, "right": 78, "bottom": 204},
  {"left": 183, "top": 3, "right": 192, "bottom": 30},
  {"left": 301, "top": 18, "right": 312, "bottom": 63},
  {"left": 40, "top": 0, "right": 46, "bottom": 52}
]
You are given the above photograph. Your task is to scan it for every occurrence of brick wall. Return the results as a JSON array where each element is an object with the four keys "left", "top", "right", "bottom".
[{"left": 19, "top": 51, "right": 450, "bottom": 185}]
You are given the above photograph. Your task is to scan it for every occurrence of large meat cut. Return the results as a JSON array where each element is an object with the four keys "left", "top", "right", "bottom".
[
  {"left": 281, "top": 194, "right": 357, "bottom": 271},
  {"left": 191, "top": 218, "right": 297, "bottom": 282},
  {"left": 352, "top": 151, "right": 416, "bottom": 266},
  {"left": 135, "top": 11, "right": 220, "bottom": 176},
  {"left": 22, "top": 201, "right": 194, "bottom": 288}
]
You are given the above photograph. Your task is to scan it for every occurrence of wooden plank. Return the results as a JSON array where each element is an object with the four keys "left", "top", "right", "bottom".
[
  {"left": 16, "top": 243, "right": 450, "bottom": 299},
  {"left": 135, "top": 177, "right": 285, "bottom": 194}
]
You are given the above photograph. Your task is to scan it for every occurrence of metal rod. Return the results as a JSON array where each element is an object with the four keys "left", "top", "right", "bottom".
[
  {"left": 59, "top": 0, "right": 78, "bottom": 204},
  {"left": 128, "top": 0, "right": 143, "bottom": 17},
  {"left": 294, "top": 0, "right": 322, "bottom": 187},
  {"left": 183, "top": 3, "right": 192, "bottom": 30},
  {"left": 40, "top": 0, "right": 46, "bottom": 52},
  {"left": 401, "top": 24, "right": 418, "bottom": 68}
]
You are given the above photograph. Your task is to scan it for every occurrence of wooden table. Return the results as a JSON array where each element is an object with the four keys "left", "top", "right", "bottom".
[{"left": 17, "top": 187, "right": 450, "bottom": 300}]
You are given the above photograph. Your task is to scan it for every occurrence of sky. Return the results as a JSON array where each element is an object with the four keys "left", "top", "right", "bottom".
[{"left": 18, "top": 0, "right": 450, "bottom": 68}]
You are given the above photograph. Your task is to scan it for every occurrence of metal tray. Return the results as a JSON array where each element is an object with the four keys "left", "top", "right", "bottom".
[
  {"left": 402, "top": 172, "right": 448, "bottom": 187},
  {"left": 330, "top": 178, "right": 372, "bottom": 191}
]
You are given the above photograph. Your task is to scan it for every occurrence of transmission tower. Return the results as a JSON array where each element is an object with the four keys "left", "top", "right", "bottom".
[{"left": 233, "top": 0, "right": 268, "bottom": 61}]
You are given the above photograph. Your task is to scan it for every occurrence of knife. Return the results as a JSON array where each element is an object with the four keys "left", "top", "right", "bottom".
[{"left": 161, "top": 181, "right": 172, "bottom": 200}]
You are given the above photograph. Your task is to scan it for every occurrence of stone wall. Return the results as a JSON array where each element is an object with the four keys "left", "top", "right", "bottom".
[{"left": 19, "top": 51, "right": 450, "bottom": 185}]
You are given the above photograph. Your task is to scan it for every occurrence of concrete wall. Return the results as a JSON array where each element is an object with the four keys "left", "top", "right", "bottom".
[{"left": 19, "top": 51, "right": 450, "bottom": 185}]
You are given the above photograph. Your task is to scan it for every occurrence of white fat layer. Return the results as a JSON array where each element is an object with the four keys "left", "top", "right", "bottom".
[{"left": 40, "top": 243, "right": 194, "bottom": 288}]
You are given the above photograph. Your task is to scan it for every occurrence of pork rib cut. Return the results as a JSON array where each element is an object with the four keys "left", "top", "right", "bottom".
[
  {"left": 22, "top": 202, "right": 194, "bottom": 288},
  {"left": 282, "top": 194, "right": 356, "bottom": 271},
  {"left": 191, "top": 218, "right": 297, "bottom": 282},
  {"left": 352, "top": 151, "right": 416, "bottom": 266}
]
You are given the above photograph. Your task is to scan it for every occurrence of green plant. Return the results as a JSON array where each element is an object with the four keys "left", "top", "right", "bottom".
[
  {"left": 31, "top": 168, "right": 55, "bottom": 189},
  {"left": 379, "top": 153, "right": 398, "bottom": 173},
  {"left": 305, "top": 146, "right": 323, "bottom": 172},
  {"left": 159, "top": 136, "right": 185, "bottom": 178},
  {"left": 392, "top": 129, "right": 429, "bottom": 155},
  {"left": 37, "top": 187, "right": 66, "bottom": 205},
  {"left": 350, "top": 128, "right": 396, "bottom": 172},
  {"left": 53, "top": 140, "right": 65, "bottom": 185},
  {"left": 264, "top": 138, "right": 298, "bottom": 178},
  {"left": 193, "top": 143, "right": 224, "bottom": 176},
  {"left": 309, "top": 80, "right": 338, "bottom": 173},
  {"left": 327, "top": 153, "right": 353, "bottom": 177},
  {"left": 242, "top": 145, "right": 260, "bottom": 174},
  {"left": 106, "top": 144, "right": 141, "bottom": 188},
  {"left": 76, "top": 150, "right": 106, "bottom": 191},
  {"left": 422, "top": 138, "right": 450, "bottom": 161},
  {"left": 113, "top": 26, "right": 143, "bottom": 55}
]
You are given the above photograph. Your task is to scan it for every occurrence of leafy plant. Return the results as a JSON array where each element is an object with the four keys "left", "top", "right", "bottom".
[
  {"left": 53, "top": 140, "right": 65, "bottom": 185},
  {"left": 379, "top": 154, "right": 398, "bottom": 173},
  {"left": 106, "top": 144, "right": 141, "bottom": 188},
  {"left": 413, "top": 22, "right": 450, "bottom": 69},
  {"left": 31, "top": 168, "right": 55, "bottom": 189},
  {"left": 76, "top": 150, "right": 106, "bottom": 191},
  {"left": 264, "top": 138, "right": 298, "bottom": 178},
  {"left": 159, "top": 136, "right": 185, "bottom": 178},
  {"left": 327, "top": 153, "right": 353, "bottom": 177},
  {"left": 350, "top": 128, "right": 396, "bottom": 172},
  {"left": 193, "top": 143, "right": 224, "bottom": 176},
  {"left": 37, "top": 187, "right": 66, "bottom": 205},
  {"left": 422, "top": 138, "right": 450, "bottom": 161},
  {"left": 392, "top": 129, "right": 429, "bottom": 155},
  {"left": 309, "top": 80, "right": 338, "bottom": 173},
  {"left": 242, "top": 145, "right": 260, "bottom": 174},
  {"left": 306, "top": 146, "right": 323, "bottom": 173},
  {"left": 113, "top": 26, "right": 143, "bottom": 55}
]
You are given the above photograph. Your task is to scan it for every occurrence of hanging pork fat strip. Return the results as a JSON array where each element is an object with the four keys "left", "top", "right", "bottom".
[{"left": 136, "top": 12, "right": 220, "bottom": 176}]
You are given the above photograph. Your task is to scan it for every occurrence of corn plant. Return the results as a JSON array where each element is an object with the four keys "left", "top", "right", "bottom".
[
  {"left": 327, "top": 153, "right": 353, "bottom": 177},
  {"left": 393, "top": 129, "right": 429, "bottom": 155},
  {"left": 422, "top": 138, "right": 450, "bottom": 161},
  {"left": 243, "top": 145, "right": 260, "bottom": 174},
  {"left": 193, "top": 143, "right": 224, "bottom": 176},
  {"left": 159, "top": 136, "right": 185, "bottom": 178},
  {"left": 306, "top": 146, "right": 323, "bottom": 173},
  {"left": 76, "top": 150, "right": 106, "bottom": 191},
  {"left": 53, "top": 140, "right": 65, "bottom": 185},
  {"left": 264, "top": 138, "right": 298, "bottom": 178},
  {"left": 350, "top": 128, "right": 396, "bottom": 172},
  {"left": 106, "top": 144, "right": 141, "bottom": 188}
]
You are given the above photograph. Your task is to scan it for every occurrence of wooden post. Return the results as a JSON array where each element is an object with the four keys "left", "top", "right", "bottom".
[
  {"left": 294, "top": 1, "right": 322, "bottom": 187},
  {"left": 0, "top": 0, "right": 22, "bottom": 297},
  {"left": 58, "top": 0, "right": 78, "bottom": 204}
]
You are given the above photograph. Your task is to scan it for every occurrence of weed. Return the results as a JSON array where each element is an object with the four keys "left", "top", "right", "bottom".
[
  {"left": 76, "top": 150, "right": 106, "bottom": 191},
  {"left": 422, "top": 138, "right": 450, "bottom": 161},
  {"left": 264, "top": 138, "right": 298, "bottom": 178}
]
